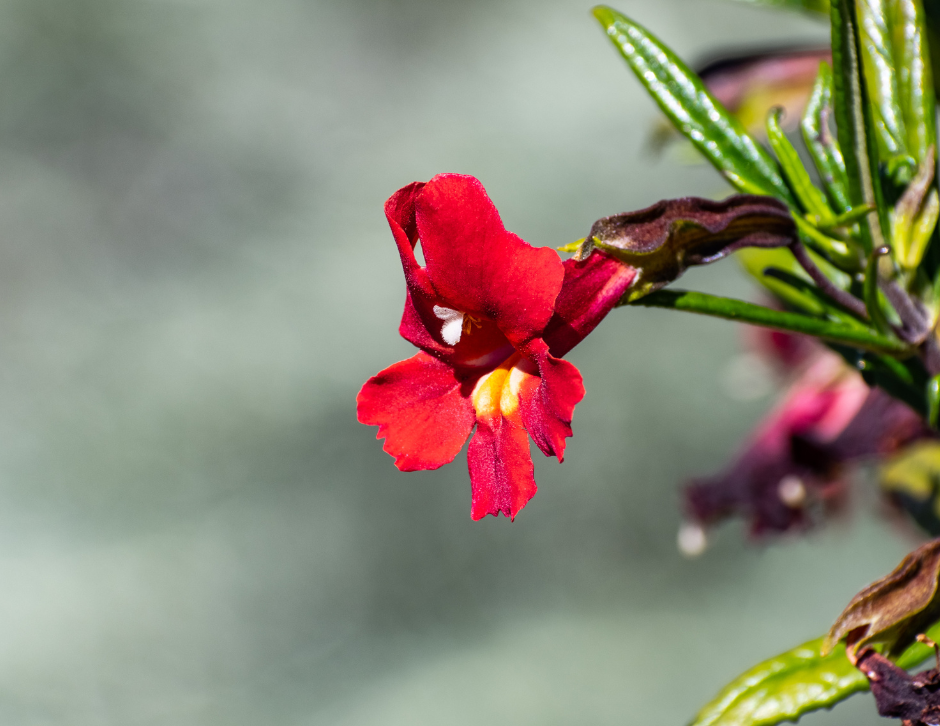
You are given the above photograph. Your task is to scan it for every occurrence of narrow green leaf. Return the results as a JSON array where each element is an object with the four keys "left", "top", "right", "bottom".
[
  {"left": 853, "top": 0, "right": 936, "bottom": 186},
  {"left": 856, "top": 352, "right": 929, "bottom": 413},
  {"left": 892, "top": 146, "right": 938, "bottom": 267},
  {"left": 689, "top": 620, "right": 940, "bottom": 726},
  {"left": 627, "top": 289, "right": 910, "bottom": 354},
  {"left": 929, "top": 374, "right": 940, "bottom": 427},
  {"left": 592, "top": 6, "right": 796, "bottom": 205},
  {"left": 737, "top": 247, "right": 828, "bottom": 314},
  {"left": 801, "top": 62, "right": 853, "bottom": 213},
  {"left": 867, "top": 350, "right": 918, "bottom": 384},
  {"left": 864, "top": 246, "right": 897, "bottom": 332},
  {"left": 910, "top": 188, "right": 940, "bottom": 267},
  {"left": 924, "top": 1, "right": 940, "bottom": 99},
  {"left": 557, "top": 239, "right": 584, "bottom": 253},
  {"left": 792, "top": 215, "right": 862, "bottom": 270},
  {"left": 857, "top": 0, "right": 909, "bottom": 162},
  {"left": 831, "top": 0, "right": 889, "bottom": 252},
  {"left": 824, "top": 204, "right": 876, "bottom": 228},
  {"left": 731, "top": 0, "right": 830, "bottom": 13},
  {"left": 767, "top": 108, "right": 835, "bottom": 220},
  {"left": 889, "top": 0, "right": 937, "bottom": 164},
  {"left": 761, "top": 267, "right": 868, "bottom": 326}
]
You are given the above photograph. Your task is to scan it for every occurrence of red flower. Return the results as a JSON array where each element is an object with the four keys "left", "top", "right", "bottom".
[{"left": 357, "top": 174, "right": 635, "bottom": 520}]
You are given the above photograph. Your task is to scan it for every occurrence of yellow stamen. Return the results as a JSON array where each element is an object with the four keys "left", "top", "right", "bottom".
[
  {"left": 462, "top": 314, "right": 482, "bottom": 335},
  {"left": 471, "top": 354, "right": 528, "bottom": 420}
]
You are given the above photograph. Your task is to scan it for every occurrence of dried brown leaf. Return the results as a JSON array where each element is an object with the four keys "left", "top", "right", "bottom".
[
  {"left": 824, "top": 538, "right": 940, "bottom": 658},
  {"left": 581, "top": 195, "right": 796, "bottom": 302}
]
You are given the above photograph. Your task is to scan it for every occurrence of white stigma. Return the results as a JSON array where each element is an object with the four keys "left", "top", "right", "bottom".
[
  {"left": 778, "top": 475, "right": 807, "bottom": 508},
  {"left": 677, "top": 522, "right": 707, "bottom": 558},
  {"left": 433, "top": 305, "right": 464, "bottom": 346}
]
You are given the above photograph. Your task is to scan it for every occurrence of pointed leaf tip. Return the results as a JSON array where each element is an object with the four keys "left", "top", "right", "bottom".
[
  {"left": 591, "top": 5, "right": 616, "bottom": 25},
  {"left": 590, "top": 5, "right": 793, "bottom": 204}
]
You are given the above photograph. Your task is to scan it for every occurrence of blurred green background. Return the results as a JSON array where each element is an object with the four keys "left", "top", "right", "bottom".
[{"left": 0, "top": 0, "right": 924, "bottom": 723}]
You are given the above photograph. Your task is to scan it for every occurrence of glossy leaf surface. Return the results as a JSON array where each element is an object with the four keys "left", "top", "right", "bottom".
[
  {"left": 831, "top": 0, "right": 888, "bottom": 252},
  {"left": 630, "top": 289, "right": 910, "bottom": 354},
  {"left": 689, "top": 621, "right": 940, "bottom": 726},
  {"left": 732, "top": 0, "right": 829, "bottom": 13},
  {"left": 689, "top": 638, "right": 867, "bottom": 726},
  {"left": 856, "top": 0, "right": 936, "bottom": 170},
  {"left": 592, "top": 7, "right": 795, "bottom": 204},
  {"left": 891, "top": 0, "right": 937, "bottom": 164},
  {"left": 892, "top": 146, "right": 939, "bottom": 267},
  {"left": 761, "top": 267, "right": 868, "bottom": 325},
  {"left": 767, "top": 108, "right": 834, "bottom": 221},
  {"left": 737, "top": 247, "right": 828, "bottom": 313},
  {"left": 857, "top": 0, "right": 910, "bottom": 162},
  {"left": 802, "top": 62, "right": 852, "bottom": 213}
]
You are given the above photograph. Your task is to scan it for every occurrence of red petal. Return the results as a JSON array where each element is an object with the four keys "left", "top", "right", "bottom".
[
  {"left": 398, "top": 290, "right": 515, "bottom": 372},
  {"left": 357, "top": 352, "right": 475, "bottom": 472},
  {"left": 416, "top": 174, "right": 564, "bottom": 348},
  {"left": 386, "top": 179, "right": 519, "bottom": 369},
  {"left": 518, "top": 344, "right": 585, "bottom": 460},
  {"left": 384, "top": 181, "right": 436, "bottom": 299},
  {"left": 467, "top": 415, "right": 537, "bottom": 520},
  {"left": 543, "top": 252, "right": 637, "bottom": 357}
]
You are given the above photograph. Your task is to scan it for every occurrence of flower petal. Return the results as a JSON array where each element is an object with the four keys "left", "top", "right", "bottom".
[
  {"left": 518, "top": 344, "right": 585, "bottom": 460},
  {"left": 416, "top": 174, "right": 565, "bottom": 347},
  {"left": 467, "top": 415, "right": 537, "bottom": 520},
  {"left": 543, "top": 251, "right": 637, "bottom": 358},
  {"left": 357, "top": 352, "right": 475, "bottom": 472},
  {"left": 682, "top": 356, "right": 877, "bottom": 536},
  {"left": 399, "top": 290, "right": 515, "bottom": 372},
  {"left": 384, "top": 181, "right": 435, "bottom": 298}
]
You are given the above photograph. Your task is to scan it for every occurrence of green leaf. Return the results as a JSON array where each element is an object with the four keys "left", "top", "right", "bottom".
[
  {"left": 761, "top": 267, "right": 868, "bottom": 326},
  {"left": 592, "top": 6, "right": 795, "bottom": 205},
  {"left": 731, "top": 0, "right": 830, "bottom": 14},
  {"left": 857, "top": 0, "right": 910, "bottom": 163},
  {"left": 891, "top": 145, "right": 939, "bottom": 268},
  {"left": 737, "top": 247, "right": 829, "bottom": 314},
  {"left": 855, "top": 351, "right": 929, "bottom": 413},
  {"left": 831, "top": 0, "right": 890, "bottom": 252},
  {"left": 856, "top": 0, "right": 937, "bottom": 170},
  {"left": 928, "top": 374, "right": 940, "bottom": 426},
  {"left": 627, "top": 289, "right": 911, "bottom": 354},
  {"left": 689, "top": 620, "right": 940, "bottom": 726},
  {"left": 792, "top": 213, "right": 862, "bottom": 270},
  {"left": 909, "top": 188, "right": 940, "bottom": 268},
  {"left": 864, "top": 246, "right": 897, "bottom": 333},
  {"left": 688, "top": 638, "right": 867, "bottom": 726},
  {"left": 801, "top": 62, "right": 853, "bottom": 213},
  {"left": 892, "top": 0, "right": 938, "bottom": 160},
  {"left": 823, "top": 204, "right": 876, "bottom": 228},
  {"left": 767, "top": 107, "right": 835, "bottom": 221},
  {"left": 879, "top": 441, "right": 940, "bottom": 534}
]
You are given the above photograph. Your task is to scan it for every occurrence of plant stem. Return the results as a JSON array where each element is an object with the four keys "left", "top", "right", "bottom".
[
  {"left": 626, "top": 289, "right": 910, "bottom": 355},
  {"left": 879, "top": 277, "right": 932, "bottom": 344},
  {"left": 788, "top": 241, "right": 869, "bottom": 319}
]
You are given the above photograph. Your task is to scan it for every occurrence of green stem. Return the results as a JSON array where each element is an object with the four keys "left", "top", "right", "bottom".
[{"left": 626, "top": 289, "right": 911, "bottom": 355}]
